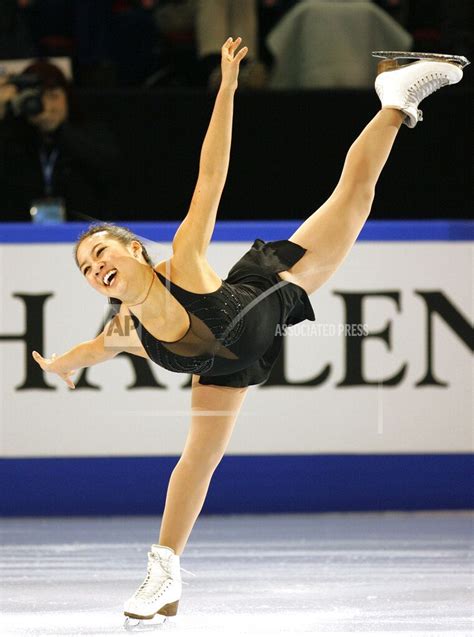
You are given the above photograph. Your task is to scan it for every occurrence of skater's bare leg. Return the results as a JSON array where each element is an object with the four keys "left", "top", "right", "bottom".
[
  {"left": 158, "top": 377, "right": 248, "bottom": 555},
  {"left": 279, "top": 108, "right": 404, "bottom": 295}
]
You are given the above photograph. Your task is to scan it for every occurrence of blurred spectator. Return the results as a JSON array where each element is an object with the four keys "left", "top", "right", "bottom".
[
  {"left": 266, "top": 0, "right": 412, "bottom": 89},
  {"left": 0, "top": 0, "right": 37, "bottom": 59},
  {"left": 195, "top": 0, "right": 268, "bottom": 89},
  {"left": 0, "top": 61, "right": 120, "bottom": 221},
  {"left": 152, "top": 1, "right": 297, "bottom": 88},
  {"left": 9, "top": 0, "right": 469, "bottom": 92}
]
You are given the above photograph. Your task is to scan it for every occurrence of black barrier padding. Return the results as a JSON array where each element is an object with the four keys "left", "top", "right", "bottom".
[{"left": 1, "top": 88, "right": 473, "bottom": 221}]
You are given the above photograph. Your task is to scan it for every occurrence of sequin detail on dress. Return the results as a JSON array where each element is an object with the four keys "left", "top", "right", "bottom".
[{"left": 183, "top": 282, "right": 245, "bottom": 348}]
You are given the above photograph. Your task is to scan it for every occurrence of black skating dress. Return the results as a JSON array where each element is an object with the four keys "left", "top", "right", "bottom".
[{"left": 127, "top": 238, "right": 315, "bottom": 387}]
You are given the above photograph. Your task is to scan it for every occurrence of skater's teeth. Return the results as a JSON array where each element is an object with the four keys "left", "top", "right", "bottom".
[{"left": 103, "top": 269, "right": 117, "bottom": 286}]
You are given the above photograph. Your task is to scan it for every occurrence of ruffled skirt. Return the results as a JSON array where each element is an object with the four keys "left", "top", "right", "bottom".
[{"left": 198, "top": 238, "right": 315, "bottom": 388}]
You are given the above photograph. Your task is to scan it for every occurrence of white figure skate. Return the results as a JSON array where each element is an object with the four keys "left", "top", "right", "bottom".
[
  {"left": 123, "top": 544, "right": 181, "bottom": 631},
  {"left": 373, "top": 51, "right": 469, "bottom": 128}
]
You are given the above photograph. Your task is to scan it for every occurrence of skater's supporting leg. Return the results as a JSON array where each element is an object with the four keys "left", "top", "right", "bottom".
[
  {"left": 123, "top": 380, "right": 247, "bottom": 622},
  {"left": 279, "top": 108, "right": 404, "bottom": 296},
  {"left": 158, "top": 377, "right": 248, "bottom": 555}
]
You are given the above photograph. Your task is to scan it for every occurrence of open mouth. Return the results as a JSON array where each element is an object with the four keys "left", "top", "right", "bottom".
[{"left": 103, "top": 269, "right": 118, "bottom": 287}]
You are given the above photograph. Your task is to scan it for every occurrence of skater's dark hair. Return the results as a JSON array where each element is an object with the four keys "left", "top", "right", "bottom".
[{"left": 74, "top": 223, "right": 154, "bottom": 269}]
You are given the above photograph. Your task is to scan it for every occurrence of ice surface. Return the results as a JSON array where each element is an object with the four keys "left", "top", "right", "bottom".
[{"left": 1, "top": 513, "right": 472, "bottom": 636}]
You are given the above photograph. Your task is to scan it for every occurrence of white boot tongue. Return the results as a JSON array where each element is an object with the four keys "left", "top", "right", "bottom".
[{"left": 151, "top": 544, "right": 174, "bottom": 555}]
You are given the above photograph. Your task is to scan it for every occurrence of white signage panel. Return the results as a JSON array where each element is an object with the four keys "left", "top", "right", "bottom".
[{"left": 0, "top": 241, "right": 472, "bottom": 457}]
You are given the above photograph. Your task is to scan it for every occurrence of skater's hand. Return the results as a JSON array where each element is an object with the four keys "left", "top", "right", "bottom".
[
  {"left": 32, "top": 351, "right": 77, "bottom": 389},
  {"left": 0, "top": 78, "right": 17, "bottom": 104},
  {"left": 220, "top": 37, "right": 248, "bottom": 90},
  {"left": 0, "top": 77, "right": 17, "bottom": 119}
]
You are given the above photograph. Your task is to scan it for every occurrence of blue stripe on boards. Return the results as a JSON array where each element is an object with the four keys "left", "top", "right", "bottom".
[
  {"left": 0, "top": 454, "right": 472, "bottom": 516},
  {"left": 0, "top": 221, "right": 473, "bottom": 244}
]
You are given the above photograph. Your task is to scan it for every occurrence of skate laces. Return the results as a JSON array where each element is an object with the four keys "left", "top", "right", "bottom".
[
  {"left": 133, "top": 555, "right": 196, "bottom": 600},
  {"left": 134, "top": 554, "right": 174, "bottom": 600},
  {"left": 407, "top": 72, "right": 450, "bottom": 104}
]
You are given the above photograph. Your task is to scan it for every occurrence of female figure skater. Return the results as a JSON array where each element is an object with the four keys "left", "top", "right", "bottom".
[{"left": 32, "top": 38, "right": 465, "bottom": 625}]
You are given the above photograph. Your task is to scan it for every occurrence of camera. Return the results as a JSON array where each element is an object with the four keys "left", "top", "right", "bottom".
[{"left": 6, "top": 74, "right": 43, "bottom": 118}]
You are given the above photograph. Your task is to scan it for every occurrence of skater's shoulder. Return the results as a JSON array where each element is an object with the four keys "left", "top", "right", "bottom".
[{"left": 154, "top": 257, "right": 223, "bottom": 295}]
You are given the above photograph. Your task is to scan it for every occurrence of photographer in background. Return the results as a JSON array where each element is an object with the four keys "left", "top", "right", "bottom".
[{"left": 0, "top": 61, "right": 120, "bottom": 222}]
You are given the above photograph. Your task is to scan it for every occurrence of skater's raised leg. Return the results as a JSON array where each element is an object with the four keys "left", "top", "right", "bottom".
[
  {"left": 279, "top": 108, "right": 403, "bottom": 294},
  {"left": 279, "top": 58, "right": 464, "bottom": 296}
]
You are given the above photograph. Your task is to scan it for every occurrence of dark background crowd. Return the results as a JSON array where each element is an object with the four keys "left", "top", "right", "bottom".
[
  {"left": 0, "top": 0, "right": 472, "bottom": 223},
  {"left": 2, "top": 0, "right": 473, "bottom": 88}
]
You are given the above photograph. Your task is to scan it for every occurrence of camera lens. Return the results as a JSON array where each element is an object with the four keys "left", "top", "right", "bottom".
[
  {"left": 7, "top": 75, "right": 44, "bottom": 118},
  {"left": 19, "top": 92, "right": 43, "bottom": 117}
]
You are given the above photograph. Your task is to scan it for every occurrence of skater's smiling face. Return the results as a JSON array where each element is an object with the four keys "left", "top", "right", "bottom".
[{"left": 75, "top": 229, "right": 152, "bottom": 301}]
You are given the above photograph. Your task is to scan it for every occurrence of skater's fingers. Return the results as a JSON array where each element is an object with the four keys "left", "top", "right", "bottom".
[
  {"left": 32, "top": 350, "right": 46, "bottom": 367},
  {"left": 61, "top": 371, "right": 75, "bottom": 389},
  {"left": 221, "top": 37, "right": 232, "bottom": 52},
  {"left": 229, "top": 37, "right": 242, "bottom": 54},
  {"left": 235, "top": 47, "right": 248, "bottom": 64}
]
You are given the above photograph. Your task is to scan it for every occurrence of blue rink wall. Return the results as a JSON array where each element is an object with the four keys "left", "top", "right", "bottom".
[
  {"left": 0, "top": 219, "right": 472, "bottom": 243},
  {"left": 1, "top": 454, "right": 473, "bottom": 516},
  {"left": 0, "top": 220, "right": 473, "bottom": 516}
]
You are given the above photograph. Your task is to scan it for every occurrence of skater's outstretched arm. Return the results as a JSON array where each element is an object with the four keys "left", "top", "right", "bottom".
[
  {"left": 171, "top": 37, "right": 248, "bottom": 261},
  {"left": 31, "top": 314, "right": 127, "bottom": 389}
]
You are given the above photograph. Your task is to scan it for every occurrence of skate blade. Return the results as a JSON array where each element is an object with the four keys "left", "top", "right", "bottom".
[
  {"left": 124, "top": 615, "right": 167, "bottom": 631},
  {"left": 372, "top": 51, "right": 470, "bottom": 68}
]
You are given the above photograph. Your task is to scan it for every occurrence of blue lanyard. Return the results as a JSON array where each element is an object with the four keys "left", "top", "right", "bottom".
[{"left": 39, "top": 148, "right": 59, "bottom": 196}]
